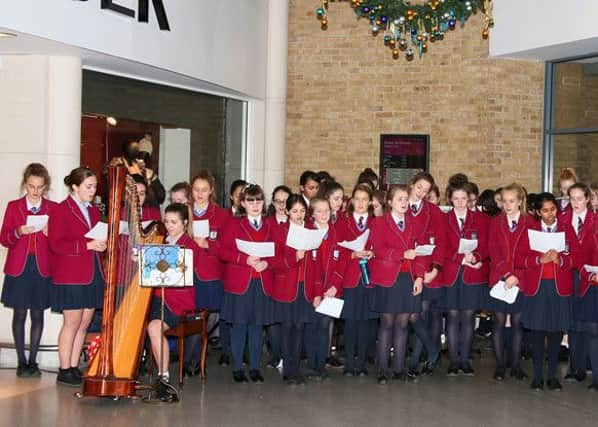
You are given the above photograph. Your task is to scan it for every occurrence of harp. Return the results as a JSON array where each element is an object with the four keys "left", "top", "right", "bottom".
[{"left": 82, "top": 166, "right": 163, "bottom": 398}]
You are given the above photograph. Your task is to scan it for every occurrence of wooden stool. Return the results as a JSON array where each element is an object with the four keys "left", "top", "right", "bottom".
[{"left": 163, "top": 308, "right": 210, "bottom": 385}]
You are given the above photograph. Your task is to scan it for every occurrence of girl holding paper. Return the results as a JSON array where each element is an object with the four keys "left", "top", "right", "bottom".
[
  {"left": 578, "top": 220, "right": 598, "bottom": 390},
  {"left": 487, "top": 184, "right": 531, "bottom": 381},
  {"left": 190, "top": 171, "right": 231, "bottom": 367},
  {"left": 442, "top": 181, "right": 489, "bottom": 377},
  {"left": 515, "top": 192, "right": 580, "bottom": 391},
  {"left": 562, "top": 183, "right": 595, "bottom": 383},
  {"left": 1, "top": 163, "right": 56, "bottom": 378},
  {"left": 271, "top": 194, "right": 322, "bottom": 383},
  {"left": 220, "top": 184, "right": 275, "bottom": 384},
  {"left": 336, "top": 184, "right": 376, "bottom": 377},
  {"left": 49, "top": 167, "right": 105, "bottom": 387},
  {"left": 370, "top": 185, "right": 439, "bottom": 384}
]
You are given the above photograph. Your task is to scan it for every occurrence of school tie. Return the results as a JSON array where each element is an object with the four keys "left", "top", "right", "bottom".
[
  {"left": 510, "top": 220, "right": 517, "bottom": 232},
  {"left": 193, "top": 207, "right": 206, "bottom": 217},
  {"left": 577, "top": 217, "right": 583, "bottom": 235},
  {"left": 459, "top": 217, "right": 465, "bottom": 237},
  {"left": 546, "top": 226, "right": 552, "bottom": 233},
  {"left": 357, "top": 216, "right": 365, "bottom": 231},
  {"left": 410, "top": 204, "right": 418, "bottom": 215},
  {"left": 30, "top": 206, "right": 39, "bottom": 214},
  {"left": 252, "top": 219, "right": 261, "bottom": 230},
  {"left": 397, "top": 220, "right": 405, "bottom": 232},
  {"left": 332, "top": 212, "right": 337, "bottom": 223}
]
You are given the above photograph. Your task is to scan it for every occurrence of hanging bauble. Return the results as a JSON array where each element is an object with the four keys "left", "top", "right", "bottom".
[
  {"left": 389, "top": 39, "right": 396, "bottom": 47},
  {"left": 316, "top": 8, "right": 325, "bottom": 18},
  {"left": 482, "top": 28, "right": 489, "bottom": 39},
  {"left": 448, "top": 19, "right": 456, "bottom": 29},
  {"left": 362, "top": 5, "right": 370, "bottom": 13},
  {"left": 380, "top": 16, "right": 388, "bottom": 23},
  {"left": 406, "top": 48, "right": 414, "bottom": 60},
  {"left": 398, "top": 38, "right": 408, "bottom": 50},
  {"left": 384, "top": 34, "right": 391, "bottom": 44},
  {"left": 392, "top": 48, "right": 399, "bottom": 59}
]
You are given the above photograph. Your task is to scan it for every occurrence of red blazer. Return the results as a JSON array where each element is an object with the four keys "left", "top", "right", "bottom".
[
  {"left": 48, "top": 197, "right": 104, "bottom": 285},
  {"left": 514, "top": 220, "right": 580, "bottom": 297},
  {"left": 441, "top": 210, "right": 489, "bottom": 286},
  {"left": 271, "top": 222, "right": 323, "bottom": 303},
  {"left": 335, "top": 213, "right": 373, "bottom": 289},
  {"left": 488, "top": 213, "right": 532, "bottom": 286},
  {"left": 316, "top": 224, "right": 344, "bottom": 296},
  {"left": 559, "top": 208, "right": 595, "bottom": 247},
  {"left": 193, "top": 203, "right": 229, "bottom": 281},
  {"left": 1, "top": 197, "right": 57, "bottom": 277},
  {"left": 370, "top": 212, "right": 427, "bottom": 287},
  {"left": 579, "top": 223, "right": 598, "bottom": 297},
  {"left": 219, "top": 217, "right": 275, "bottom": 296},
  {"left": 157, "top": 233, "right": 197, "bottom": 316},
  {"left": 141, "top": 206, "right": 162, "bottom": 222},
  {"left": 408, "top": 199, "right": 447, "bottom": 270}
]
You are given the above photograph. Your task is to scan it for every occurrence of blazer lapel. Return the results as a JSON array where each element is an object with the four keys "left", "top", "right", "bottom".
[{"left": 66, "top": 197, "right": 91, "bottom": 230}]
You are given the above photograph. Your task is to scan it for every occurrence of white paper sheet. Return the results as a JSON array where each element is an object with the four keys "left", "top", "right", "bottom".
[
  {"left": 285, "top": 222, "right": 327, "bottom": 251},
  {"left": 84, "top": 222, "right": 108, "bottom": 241},
  {"left": 489, "top": 280, "right": 520, "bottom": 304},
  {"left": 338, "top": 229, "right": 370, "bottom": 251},
  {"left": 584, "top": 265, "right": 598, "bottom": 274},
  {"left": 415, "top": 244, "right": 435, "bottom": 256},
  {"left": 26, "top": 215, "right": 48, "bottom": 232},
  {"left": 458, "top": 238, "right": 478, "bottom": 254},
  {"left": 235, "top": 239, "right": 275, "bottom": 257},
  {"left": 315, "top": 297, "right": 344, "bottom": 318},
  {"left": 119, "top": 220, "right": 154, "bottom": 235},
  {"left": 528, "top": 230, "right": 566, "bottom": 253},
  {"left": 193, "top": 220, "right": 210, "bottom": 238}
]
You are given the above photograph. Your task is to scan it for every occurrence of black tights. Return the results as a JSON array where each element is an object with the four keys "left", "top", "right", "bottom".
[
  {"left": 447, "top": 309, "right": 474, "bottom": 365},
  {"left": 410, "top": 300, "right": 443, "bottom": 369},
  {"left": 377, "top": 313, "right": 428, "bottom": 374},
  {"left": 586, "top": 323, "right": 598, "bottom": 387},
  {"left": 568, "top": 330, "right": 587, "bottom": 373},
  {"left": 12, "top": 309, "right": 44, "bottom": 366},
  {"left": 492, "top": 312, "right": 523, "bottom": 370},
  {"left": 281, "top": 321, "right": 304, "bottom": 377},
  {"left": 344, "top": 319, "right": 369, "bottom": 371},
  {"left": 530, "top": 330, "right": 561, "bottom": 381}
]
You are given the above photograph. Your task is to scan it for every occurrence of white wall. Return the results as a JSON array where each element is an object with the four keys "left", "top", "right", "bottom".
[
  {"left": 0, "top": 0, "right": 268, "bottom": 99},
  {"left": 491, "top": 0, "right": 598, "bottom": 60},
  {"left": 159, "top": 127, "right": 191, "bottom": 198}
]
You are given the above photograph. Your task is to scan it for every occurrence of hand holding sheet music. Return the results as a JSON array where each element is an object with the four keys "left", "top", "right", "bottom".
[
  {"left": 315, "top": 297, "right": 344, "bottom": 318},
  {"left": 85, "top": 222, "right": 108, "bottom": 241},
  {"left": 26, "top": 215, "right": 48, "bottom": 232}
]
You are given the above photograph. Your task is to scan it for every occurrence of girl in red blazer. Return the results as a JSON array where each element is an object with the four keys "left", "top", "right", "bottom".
[
  {"left": 271, "top": 194, "right": 320, "bottom": 384},
  {"left": 189, "top": 171, "right": 231, "bottom": 367},
  {"left": 130, "top": 174, "right": 162, "bottom": 222},
  {"left": 516, "top": 192, "right": 580, "bottom": 391},
  {"left": 304, "top": 197, "right": 343, "bottom": 380},
  {"left": 405, "top": 173, "right": 446, "bottom": 377},
  {"left": 442, "top": 181, "right": 489, "bottom": 376},
  {"left": 336, "top": 184, "right": 376, "bottom": 377},
  {"left": 219, "top": 184, "right": 275, "bottom": 384},
  {"left": 577, "top": 221, "right": 598, "bottom": 390},
  {"left": 146, "top": 203, "right": 196, "bottom": 401},
  {"left": 562, "top": 183, "right": 595, "bottom": 382},
  {"left": 49, "top": 167, "right": 106, "bottom": 387},
  {"left": 1, "top": 163, "right": 56, "bottom": 378},
  {"left": 370, "top": 185, "right": 438, "bottom": 384},
  {"left": 319, "top": 181, "right": 345, "bottom": 225},
  {"left": 487, "top": 184, "right": 531, "bottom": 381}
]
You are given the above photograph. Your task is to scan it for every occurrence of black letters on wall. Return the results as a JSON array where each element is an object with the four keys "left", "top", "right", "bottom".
[{"left": 77, "top": 0, "right": 170, "bottom": 31}]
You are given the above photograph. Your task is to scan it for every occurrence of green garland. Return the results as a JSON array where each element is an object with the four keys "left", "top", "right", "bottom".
[{"left": 316, "top": 0, "right": 494, "bottom": 61}]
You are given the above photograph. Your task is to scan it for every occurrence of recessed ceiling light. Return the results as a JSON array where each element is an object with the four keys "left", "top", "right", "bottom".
[
  {"left": 0, "top": 32, "right": 17, "bottom": 38},
  {"left": 106, "top": 116, "right": 118, "bottom": 126}
]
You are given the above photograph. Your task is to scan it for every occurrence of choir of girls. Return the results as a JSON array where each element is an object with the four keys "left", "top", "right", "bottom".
[{"left": 4, "top": 162, "right": 598, "bottom": 397}]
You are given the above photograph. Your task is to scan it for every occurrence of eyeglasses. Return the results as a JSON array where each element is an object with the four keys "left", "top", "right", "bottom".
[
  {"left": 273, "top": 199, "right": 287, "bottom": 205},
  {"left": 245, "top": 197, "right": 264, "bottom": 203}
]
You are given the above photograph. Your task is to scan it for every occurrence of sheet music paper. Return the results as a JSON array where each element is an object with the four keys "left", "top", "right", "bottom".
[
  {"left": 489, "top": 280, "right": 519, "bottom": 304},
  {"left": 235, "top": 239, "right": 275, "bottom": 257},
  {"left": 193, "top": 220, "right": 210, "bottom": 238},
  {"left": 527, "top": 230, "right": 566, "bottom": 253},
  {"left": 458, "top": 238, "right": 478, "bottom": 254},
  {"left": 414, "top": 244, "right": 435, "bottom": 256},
  {"left": 286, "top": 222, "right": 327, "bottom": 251},
  {"left": 584, "top": 265, "right": 598, "bottom": 274},
  {"left": 315, "top": 297, "right": 344, "bottom": 318},
  {"left": 84, "top": 222, "right": 108, "bottom": 241},
  {"left": 338, "top": 229, "right": 370, "bottom": 252},
  {"left": 26, "top": 215, "right": 48, "bottom": 232}
]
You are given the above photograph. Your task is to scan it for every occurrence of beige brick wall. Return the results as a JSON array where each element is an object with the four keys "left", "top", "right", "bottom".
[{"left": 285, "top": 0, "right": 545, "bottom": 197}]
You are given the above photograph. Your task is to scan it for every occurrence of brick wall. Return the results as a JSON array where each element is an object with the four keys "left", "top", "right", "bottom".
[{"left": 285, "top": 0, "right": 545, "bottom": 197}]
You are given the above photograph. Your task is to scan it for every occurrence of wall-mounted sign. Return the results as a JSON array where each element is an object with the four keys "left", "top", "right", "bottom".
[
  {"left": 379, "top": 134, "right": 430, "bottom": 190},
  {"left": 76, "top": 0, "right": 170, "bottom": 31}
]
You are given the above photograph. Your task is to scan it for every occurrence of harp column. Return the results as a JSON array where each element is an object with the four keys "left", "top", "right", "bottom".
[{"left": 262, "top": 0, "right": 288, "bottom": 194}]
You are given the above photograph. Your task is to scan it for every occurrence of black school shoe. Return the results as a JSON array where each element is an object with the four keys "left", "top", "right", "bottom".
[
  {"left": 392, "top": 371, "right": 408, "bottom": 382},
  {"left": 154, "top": 378, "right": 180, "bottom": 403},
  {"left": 460, "top": 362, "right": 475, "bottom": 376},
  {"left": 546, "top": 378, "right": 563, "bottom": 391},
  {"left": 530, "top": 378, "right": 544, "bottom": 391},
  {"left": 219, "top": 354, "right": 231, "bottom": 367},
  {"left": 56, "top": 368, "right": 81, "bottom": 387},
  {"left": 16, "top": 364, "right": 31, "bottom": 378},
  {"left": 28, "top": 363, "right": 42, "bottom": 377},
  {"left": 249, "top": 370, "right": 264, "bottom": 384},
  {"left": 493, "top": 367, "right": 506, "bottom": 381},
  {"left": 233, "top": 370, "right": 249, "bottom": 383},
  {"left": 564, "top": 369, "right": 587, "bottom": 383},
  {"left": 510, "top": 367, "right": 528, "bottom": 381},
  {"left": 377, "top": 373, "right": 388, "bottom": 385},
  {"left": 326, "top": 355, "right": 343, "bottom": 368},
  {"left": 447, "top": 363, "right": 460, "bottom": 377}
]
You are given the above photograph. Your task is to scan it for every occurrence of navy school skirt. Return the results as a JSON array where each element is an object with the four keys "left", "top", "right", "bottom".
[
  {"left": 51, "top": 258, "right": 104, "bottom": 312},
  {"left": 341, "top": 278, "right": 378, "bottom": 320},
  {"left": 149, "top": 297, "right": 181, "bottom": 329},
  {"left": 486, "top": 287, "right": 524, "bottom": 314},
  {"left": 221, "top": 278, "right": 274, "bottom": 325},
  {"left": 194, "top": 275, "right": 224, "bottom": 311},
  {"left": 522, "top": 279, "right": 571, "bottom": 332},
  {"left": 575, "top": 286, "right": 598, "bottom": 328},
  {"left": 372, "top": 272, "right": 422, "bottom": 315},
  {"left": 274, "top": 282, "right": 316, "bottom": 323},
  {"left": 444, "top": 268, "right": 487, "bottom": 311},
  {"left": 1, "top": 255, "right": 51, "bottom": 310},
  {"left": 422, "top": 285, "right": 446, "bottom": 312}
]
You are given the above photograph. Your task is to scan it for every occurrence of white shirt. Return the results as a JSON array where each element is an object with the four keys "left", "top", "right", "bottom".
[
  {"left": 506, "top": 212, "right": 521, "bottom": 229},
  {"left": 454, "top": 210, "right": 467, "bottom": 226},
  {"left": 541, "top": 220, "right": 557, "bottom": 233},
  {"left": 302, "top": 194, "right": 310, "bottom": 207},
  {"left": 391, "top": 211, "right": 405, "bottom": 225},
  {"left": 353, "top": 212, "right": 367, "bottom": 228},
  {"left": 247, "top": 214, "right": 263, "bottom": 227},
  {"left": 409, "top": 199, "right": 423, "bottom": 213},
  {"left": 572, "top": 209, "right": 587, "bottom": 230},
  {"left": 26, "top": 197, "right": 42, "bottom": 212}
]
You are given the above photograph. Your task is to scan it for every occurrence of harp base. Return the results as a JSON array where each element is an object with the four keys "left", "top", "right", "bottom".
[{"left": 81, "top": 376, "right": 141, "bottom": 399}]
